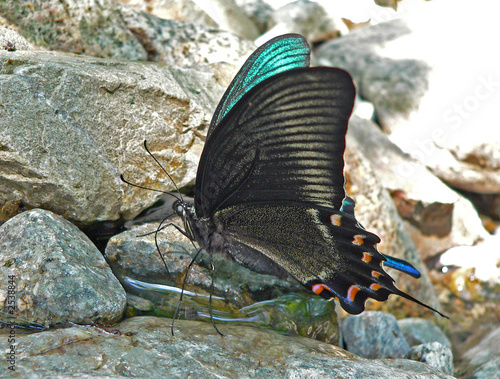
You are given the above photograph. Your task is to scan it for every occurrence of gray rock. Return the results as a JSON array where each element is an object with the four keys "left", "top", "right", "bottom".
[
  {"left": 462, "top": 326, "right": 500, "bottom": 379},
  {"left": 257, "top": 0, "right": 343, "bottom": 45},
  {"left": 235, "top": 0, "right": 274, "bottom": 33},
  {"left": 316, "top": 18, "right": 412, "bottom": 86},
  {"left": 0, "top": 26, "right": 31, "bottom": 51},
  {"left": 347, "top": 116, "right": 489, "bottom": 259},
  {"left": 105, "top": 222, "right": 197, "bottom": 286},
  {"left": 360, "top": 58, "right": 431, "bottom": 134},
  {"left": 317, "top": 21, "right": 432, "bottom": 139},
  {"left": 122, "top": 0, "right": 220, "bottom": 29},
  {"left": 119, "top": 6, "right": 256, "bottom": 66},
  {"left": 0, "top": 0, "right": 147, "bottom": 60},
  {"left": 344, "top": 134, "right": 443, "bottom": 314},
  {"left": 176, "top": 0, "right": 260, "bottom": 40},
  {"left": 0, "top": 49, "right": 225, "bottom": 224},
  {"left": 0, "top": 0, "right": 256, "bottom": 65},
  {"left": 468, "top": 357, "right": 500, "bottom": 379},
  {"left": 316, "top": 6, "right": 500, "bottom": 196},
  {"left": 405, "top": 342, "right": 454, "bottom": 376},
  {"left": 126, "top": 0, "right": 262, "bottom": 40},
  {"left": 0, "top": 316, "right": 455, "bottom": 378},
  {"left": 0, "top": 209, "right": 126, "bottom": 325},
  {"left": 398, "top": 318, "right": 451, "bottom": 348},
  {"left": 342, "top": 311, "right": 410, "bottom": 359}
]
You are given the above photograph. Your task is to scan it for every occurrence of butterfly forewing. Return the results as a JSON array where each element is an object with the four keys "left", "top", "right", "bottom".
[
  {"left": 196, "top": 67, "right": 356, "bottom": 218},
  {"left": 208, "top": 34, "right": 311, "bottom": 137}
]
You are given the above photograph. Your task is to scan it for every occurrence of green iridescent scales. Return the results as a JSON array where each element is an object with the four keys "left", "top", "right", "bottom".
[{"left": 208, "top": 34, "right": 311, "bottom": 137}]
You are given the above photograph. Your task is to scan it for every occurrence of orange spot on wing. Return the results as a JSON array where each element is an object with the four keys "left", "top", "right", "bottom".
[
  {"left": 312, "top": 283, "right": 332, "bottom": 296},
  {"left": 347, "top": 285, "right": 360, "bottom": 302},
  {"left": 352, "top": 234, "right": 365, "bottom": 245},
  {"left": 371, "top": 270, "right": 381, "bottom": 278},
  {"left": 370, "top": 283, "right": 382, "bottom": 291},
  {"left": 330, "top": 214, "right": 342, "bottom": 226},
  {"left": 361, "top": 252, "right": 373, "bottom": 263}
]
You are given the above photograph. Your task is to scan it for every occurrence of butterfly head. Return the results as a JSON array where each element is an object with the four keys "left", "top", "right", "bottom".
[{"left": 173, "top": 199, "right": 196, "bottom": 241}]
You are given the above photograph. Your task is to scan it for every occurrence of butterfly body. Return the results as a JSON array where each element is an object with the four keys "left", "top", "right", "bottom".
[{"left": 173, "top": 34, "right": 447, "bottom": 319}]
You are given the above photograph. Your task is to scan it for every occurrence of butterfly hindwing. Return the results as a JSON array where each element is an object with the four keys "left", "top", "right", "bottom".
[
  {"left": 195, "top": 67, "right": 355, "bottom": 218},
  {"left": 208, "top": 34, "right": 311, "bottom": 137},
  {"left": 215, "top": 203, "right": 399, "bottom": 314},
  {"left": 215, "top": 203, "right": 445, "bottom": 316}
]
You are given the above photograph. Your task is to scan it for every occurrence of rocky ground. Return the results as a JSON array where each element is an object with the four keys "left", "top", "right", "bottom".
[{"left": 0, "top": 0, "right": 499, "bottom": 378}]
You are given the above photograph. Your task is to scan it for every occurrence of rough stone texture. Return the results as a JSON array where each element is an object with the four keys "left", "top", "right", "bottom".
[
  {"left": 342, "top": 311, "right": 410, "bottom": 359},
  {"left": 235, "top": 0, "right": 274, "bottom": 33},
  {"left": 0, "top": 316, "right": 455, "bottom": 378},
  {"left": 0, "top": 0, "right": 256, "bottom": 66},
  {"left": 316, "top": 6, "right": 500, "bottom": 196},
  {"left": 469, "top": 359, "right": 500, "bottom": 379},
  {"left": 0, "top": 209, "right": 126, "bottom": 325},
  {"left": 405, "top": 342, "right": 454, "bottom": 376},
  {"left": 0, "top": 0, "right": 147, "bottom": 60},
  {"left": 316, "top": 18, "right": 412, "bottom": 89},
  {"left": 120, "top": 0, "right": 219, "bottom": 29},
  {"left": 256, "top": 0, "right": 343, "bottom": 46},
  {"left": 344, "top": 134, "right": 443, "bottom": 316},
  {"left": 167, "top": 0, "right": 260, "bottom": 40},
  {"left": 118, "top": 7, "right": 256, "bottom": 66},
  {"left": 0, "top": 49, "right": 224, "bottom": 224},
  {"left": 105, "top": 220, "right": 195, "bottom": 285},
  {"left": 462, "top": 326, "right": 500, "bottom": 379},
  {"left": 0, "top": 26, "right": 31, "bottom": 51},
  {"left": 347, "top": 116, "right": 489, "bottom": 259},
  {"left": 398, "top": 318, "right": 451, "bottom": 349}
]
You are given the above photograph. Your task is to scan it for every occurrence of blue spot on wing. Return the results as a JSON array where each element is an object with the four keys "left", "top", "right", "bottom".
[
  {"left": 382, "top": 254, "right": 421, "bottom": 278},
  {"left": 340, "top": 196, "right": 355, "bottom": 214}
]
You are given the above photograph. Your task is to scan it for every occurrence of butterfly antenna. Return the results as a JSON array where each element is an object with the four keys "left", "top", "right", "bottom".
[
  {"left": 171, "top": 247, "right": 204, "bottom": 336},
  {"left": 143, "top": 140, "right": 184, "bottom": 202},
  {"left": 119, "top": 174, "right": 181, "bottom": 203}
]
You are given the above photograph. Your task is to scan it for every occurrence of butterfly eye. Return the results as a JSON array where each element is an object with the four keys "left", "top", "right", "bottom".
[{"left": 175, "top": 204, "right": 184, "bottom": 216}]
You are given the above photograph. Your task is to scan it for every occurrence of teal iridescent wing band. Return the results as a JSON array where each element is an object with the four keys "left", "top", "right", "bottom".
[{"left": 207, "top": 34, "right": 311, "bottom": 138}]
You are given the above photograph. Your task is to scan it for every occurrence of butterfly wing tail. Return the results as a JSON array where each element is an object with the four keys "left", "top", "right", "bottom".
[{"left": 391, "top": 286, "right": 449, "bottom": 319}]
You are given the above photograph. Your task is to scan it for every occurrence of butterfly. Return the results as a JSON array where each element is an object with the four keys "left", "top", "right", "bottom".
[{"left": 172, "top": 33, "right": 448, "bottom": 321}]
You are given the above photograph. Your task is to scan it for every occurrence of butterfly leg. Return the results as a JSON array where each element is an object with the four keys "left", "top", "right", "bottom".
[
  {"left": 171, "top": 247, "right": 204, "bottom": 336},
  {"left": 208, "top": 259, "right": 224, "bottom": 336},
  {"left": 153, "top": 220, "right": 194, "bottom": 276}
]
